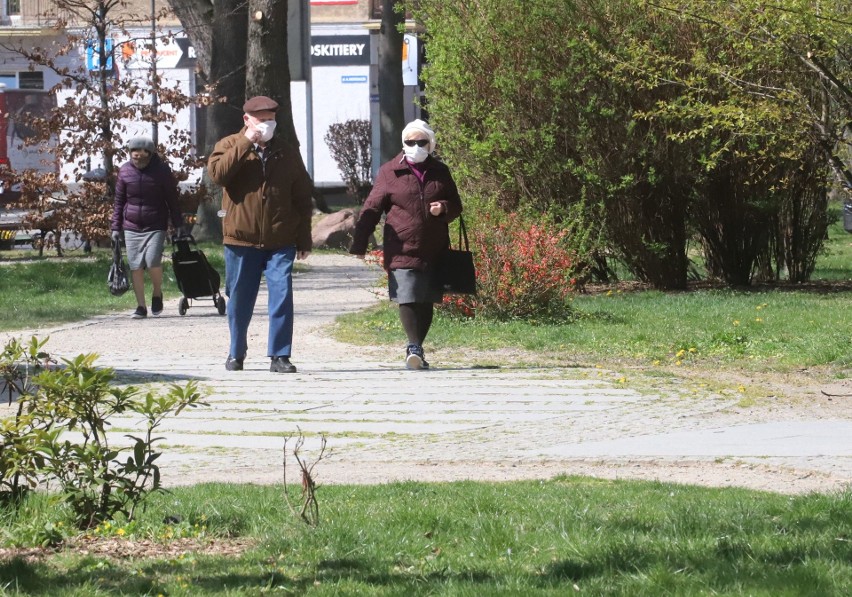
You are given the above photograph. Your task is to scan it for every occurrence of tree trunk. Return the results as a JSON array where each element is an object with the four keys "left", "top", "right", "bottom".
[
  {"left": 378, "top": 0, "right": 405, "bottom": 163},
  {"left": 195, "top": 0, "right": 249, "bottom": 242},
  {"left": 94, "top": 14, "right": 115, "bottom": 190},
  {"left": 246, "top": 0, "right": 298, "bottom": 146},
  {"left": 166, "top": 0, "right": 213, "bottom": 80}
]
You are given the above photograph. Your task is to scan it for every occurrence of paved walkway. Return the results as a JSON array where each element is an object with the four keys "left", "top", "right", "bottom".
[{"left": 2, "top": 254, "right": 851, "bottom": 494}]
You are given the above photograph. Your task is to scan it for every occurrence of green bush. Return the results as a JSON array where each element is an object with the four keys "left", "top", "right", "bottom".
[
  {"left": 1, "top": 337, "right": 207, "bottom": 530},
  {"left": 411, "top": 0, "right": 835, "bottom": 288},
  {"left": 0, "top": 337, "right": 51, "bottom": 498}
]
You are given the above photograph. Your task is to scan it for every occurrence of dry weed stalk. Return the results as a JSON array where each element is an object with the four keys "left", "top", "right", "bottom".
[{"left": 282, "top": 430, "right": 327, "bottom": 526}]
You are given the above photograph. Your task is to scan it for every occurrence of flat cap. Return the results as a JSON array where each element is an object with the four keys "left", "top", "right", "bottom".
[{"left": 243, "top": 95, "right": 279, "bottom": 113}]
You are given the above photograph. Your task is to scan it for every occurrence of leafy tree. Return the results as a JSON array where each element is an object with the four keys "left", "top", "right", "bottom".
[
  {"left": 410, "top": 0, "right": 693, "bottom": 288},
  {"left": 639, "top": 0, "right": 852, "bottom": 196},
  {"left": 1, "top": 0, "right": 203, "bottom": 255},
  {"left": 412, "top": 0, "right": 835, "bottom": 288},
  {"left": 624, "top": 0, "right": 841, "bottom": 283}
]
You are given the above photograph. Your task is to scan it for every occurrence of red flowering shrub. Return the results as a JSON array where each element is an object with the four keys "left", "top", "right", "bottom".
[
  {"left": 362, "top": 249, "right": 389, "bottom": 297},
  {"left": 439, "top": 213, "right": 579, "bottom": 321}
]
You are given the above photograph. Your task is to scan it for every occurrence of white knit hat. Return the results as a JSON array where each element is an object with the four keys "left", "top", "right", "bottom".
[
  {"left": 401, "top": 119, "right": 436, "bottom": 153},
  {"left": 127, "top": 136, "right": 155, "bottom": 153}
]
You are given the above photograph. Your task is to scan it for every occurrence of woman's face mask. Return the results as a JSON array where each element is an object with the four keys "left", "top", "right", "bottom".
[{"left": 403, "top": 137, "right": 430, "bottom": 163}]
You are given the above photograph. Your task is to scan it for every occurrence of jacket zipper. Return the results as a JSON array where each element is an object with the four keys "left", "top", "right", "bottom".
[{"left": 259, "top": 147, "right": 267, "bottom": 247}]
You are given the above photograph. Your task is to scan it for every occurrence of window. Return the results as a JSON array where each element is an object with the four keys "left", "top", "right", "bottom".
[
  {"left": 19, "top": 72, "right": 44, "bottom": 90},
  {"left": 7, "top": 0, "right": 20, "bottom": 15}
]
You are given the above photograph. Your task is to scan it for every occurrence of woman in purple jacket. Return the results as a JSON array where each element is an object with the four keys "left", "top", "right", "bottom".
[
  {"left": 110, "top": 136, "right": 182, "bottom": 318},
  {"left": 350, "top": 120, "right": 463, "bottom": 369}
]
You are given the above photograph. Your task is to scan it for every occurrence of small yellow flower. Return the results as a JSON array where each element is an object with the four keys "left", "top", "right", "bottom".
[
  {"left": 755, "top": 317, "right": 762, "bottom": 322},
  {"left": 675, "top": 360, "right": 682, "bottom": 366},
  {"left": 676, "top": 349, "right": 685, "bottom": 358},
  {"left": 606, "top": 290, "right": 613, "bottom": 296},
  {"left": 617, "top": 377, "right": 626, "bottom": 384},
  {"left": 733, "top": 320, "right": 740, "bottom": 326},
  {"left": 688, "top": 347, "right": 696, "bottom": 353},
  {"left": 737, "top": 385, "right": 746, "bottom": 393},
  {"left": 652, "top": 359, "right": 661, "bottom": 365},
  {"left": 116, "top": 528, "right": 126, "bottom": 536}
]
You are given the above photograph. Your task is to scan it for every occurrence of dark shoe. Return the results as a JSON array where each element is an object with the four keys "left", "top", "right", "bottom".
[
  {"left": 225, "top": 356, "right": 244, "bottom": 371},
  {"left": 270, "top": 356, "right": 297, "bottom": 373},
  {"left": 132, "top": 306, "right": 147, "bottom": 319},
  {"left": 405, "top": 344, "right": 427, "bottom": 370},
  {"left": 151, "top": 295, "right": 163, "bottom": 316}
]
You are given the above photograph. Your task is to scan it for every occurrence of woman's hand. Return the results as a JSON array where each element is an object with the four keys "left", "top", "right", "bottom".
[{"left": 429, "top": 202, "right": 444, "bottom": 216}]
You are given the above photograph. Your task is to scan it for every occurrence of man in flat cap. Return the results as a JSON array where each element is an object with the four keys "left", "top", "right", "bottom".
[{"left": 208, "top": 95, "right": 313, "bottom": 373}]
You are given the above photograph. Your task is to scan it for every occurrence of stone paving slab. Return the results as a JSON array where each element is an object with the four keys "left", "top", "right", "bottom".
[{"left": 542, "top": 421, "right": 852, "bottom": 458}]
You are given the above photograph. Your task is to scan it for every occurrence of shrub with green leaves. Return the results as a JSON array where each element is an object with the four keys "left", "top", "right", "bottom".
[
  {"left": 410, "top": 0, "right": 837, "bottom": 288},
  {"left": 1, "top": 338, "right": 207, "bottom": 529},
  {"left": 1, "top": 337, "right": 52, "bottom": 498}
]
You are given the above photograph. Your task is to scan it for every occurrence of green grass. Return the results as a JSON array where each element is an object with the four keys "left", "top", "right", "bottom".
[
  {"left": 0, "top": 244, "right": 226, "bottom": 332},
  {"left": 1, "top": 480, "right": 850, "bottom": 595},
  {"left": 335, "top": 287, "right": 852, "bottom": 372},
  {"left": 3, "top": 224, "right": 852, "bottom": 593},
  {"left": 334, "top": 219, "right": 852, "bottom": 374}
]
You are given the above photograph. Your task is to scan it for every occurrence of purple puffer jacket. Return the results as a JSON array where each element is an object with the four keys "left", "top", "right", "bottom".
[{"left": 110, "top": 154, "right": 182, "bottom": 233}]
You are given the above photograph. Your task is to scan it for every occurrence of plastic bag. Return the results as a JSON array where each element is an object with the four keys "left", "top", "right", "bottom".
[{"left": 108, "top": 241, "right": 130, "bottom": 296}]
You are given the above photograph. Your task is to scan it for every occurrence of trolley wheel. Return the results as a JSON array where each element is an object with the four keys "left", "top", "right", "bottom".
[
  {"left": 216, "top": 295, "right": 227, "bottom": 316},
  {"left": 178, "top": 297, "right": 189, "bottom": 316}
]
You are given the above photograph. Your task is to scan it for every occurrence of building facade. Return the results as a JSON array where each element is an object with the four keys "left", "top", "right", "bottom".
[{"left": 0, "top": 0, "right": 423, "bottom": 186}]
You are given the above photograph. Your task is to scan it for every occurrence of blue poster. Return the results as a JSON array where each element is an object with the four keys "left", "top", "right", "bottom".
[{"left": 86, "top": 39, "right": 114, "bottom": 71}]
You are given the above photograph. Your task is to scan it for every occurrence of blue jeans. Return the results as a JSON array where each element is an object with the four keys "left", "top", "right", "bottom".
[{"left": 224, "top": 244, "right": 296, "bottom": 359}]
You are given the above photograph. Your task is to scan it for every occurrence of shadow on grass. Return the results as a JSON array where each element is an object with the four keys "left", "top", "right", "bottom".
[{"left": 2, "top": 542, "right": 847, "bottom": 595}]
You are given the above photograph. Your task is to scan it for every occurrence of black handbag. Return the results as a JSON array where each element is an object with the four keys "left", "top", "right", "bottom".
[
  {"left": 434, "top": 215, "right": 477, "bottom": 295},
  {"left": 108, "top": 241, "right": 130, "bottom": 297}
]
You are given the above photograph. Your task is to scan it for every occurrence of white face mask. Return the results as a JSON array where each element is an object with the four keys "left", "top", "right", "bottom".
[
  {"left": 254, "top": 120, "right": 277, "bottom": 142},
  {"left": 403, "top": 143, "right": 430, "bottom": 163}
]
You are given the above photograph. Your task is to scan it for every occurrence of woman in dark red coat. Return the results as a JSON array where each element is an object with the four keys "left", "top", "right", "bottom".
[
  {"left": 350, "top": 119, "right": 463, "bottom": 369},
  {"left": 110, "top": 136, "right": 182, "bottom": 319}
]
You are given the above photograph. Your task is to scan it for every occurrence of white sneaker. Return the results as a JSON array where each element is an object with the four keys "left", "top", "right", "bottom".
[{"left": 405, "top": 344, "right": 424, "bottom": 370}]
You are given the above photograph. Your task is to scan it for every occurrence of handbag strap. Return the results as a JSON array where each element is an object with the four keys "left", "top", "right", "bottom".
[
  {"left": 454, "top": 214, "right": 470, "bottom": 252},
  {"left": 112, "top": 240, "right": 123, "bottom": 264}
]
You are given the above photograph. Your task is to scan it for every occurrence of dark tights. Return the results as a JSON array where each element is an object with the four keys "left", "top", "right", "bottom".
[{"left": 398, "top": 302, "right": 434, "bottom": 346}]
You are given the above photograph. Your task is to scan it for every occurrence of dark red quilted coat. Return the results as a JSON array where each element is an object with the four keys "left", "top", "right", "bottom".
[{"left": 350, "top": 153, "right": 462, "bottom": 271}]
